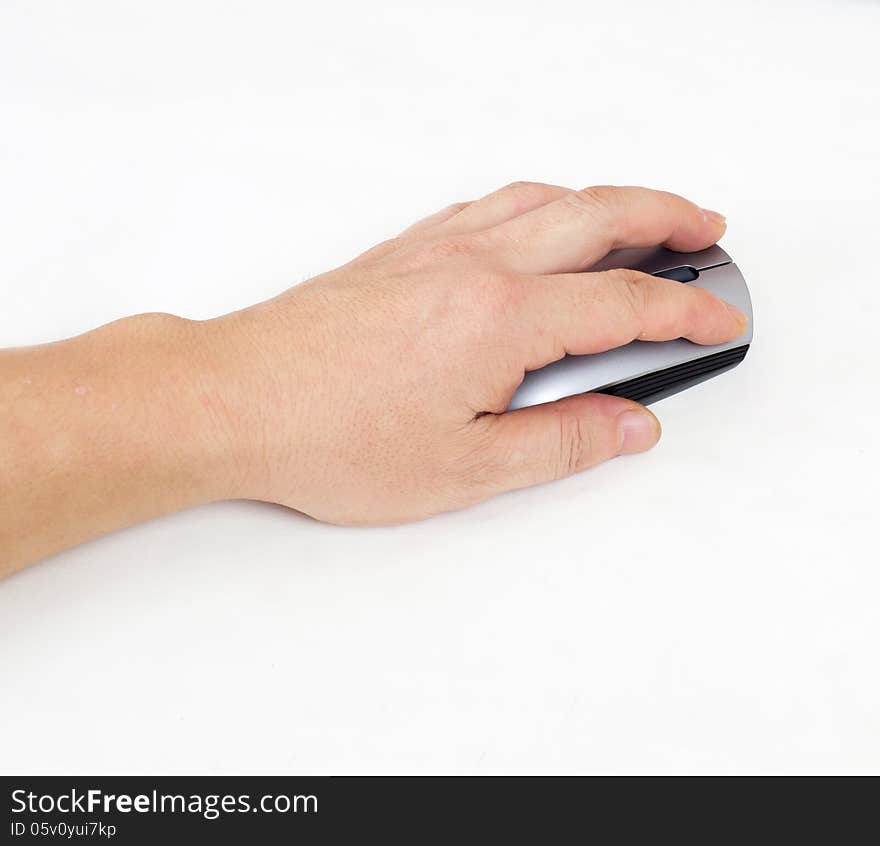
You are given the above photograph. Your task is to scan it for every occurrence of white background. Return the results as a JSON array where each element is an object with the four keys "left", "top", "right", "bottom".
[{"left": 1, "top": 0, "right": 878, "bottom": 774}]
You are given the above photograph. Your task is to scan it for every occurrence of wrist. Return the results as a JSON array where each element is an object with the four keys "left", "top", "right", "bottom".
[{"left": 193, "top": 302, "right": 312, "bottom": 504}]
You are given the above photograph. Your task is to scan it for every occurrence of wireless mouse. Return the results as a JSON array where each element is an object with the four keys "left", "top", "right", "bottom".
[{"left": 508, "top": 244, "right": 752, "bottom": 410}]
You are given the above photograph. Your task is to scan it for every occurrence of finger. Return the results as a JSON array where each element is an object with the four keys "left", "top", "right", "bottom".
[
  {"left": 434, "top": 181, "right": 573, "bottom": 235},
  {"left": 483, "top": 185, "right": 727, "bottom": 275},
  {"left": 477, "top": 392, "right": 660, "bottom": 493},
  {"left": 399, "top": 201, "right": 473, "bottom": 236},
  {"left": 506, "top": 269, "right": 749, "bottom": 371}
]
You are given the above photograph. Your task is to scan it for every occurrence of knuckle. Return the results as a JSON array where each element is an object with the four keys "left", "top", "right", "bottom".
[
  {"left": 444, "top": 201, "right": 471, "bottom": 216},
  {"left": 564, "top": 184, "right": 620, "bottom": 217},
  {"left": 554, "top": 410, "right": 591, "bottom": 478},
  {"left": 607, "top": 268, "right": 651, "bottom": 321},
  {"left": 684, "top": 288, "right": 707, "bottom": 325},
  {"left": 502, "top": 180, "right": 547, "bottom": 201}
]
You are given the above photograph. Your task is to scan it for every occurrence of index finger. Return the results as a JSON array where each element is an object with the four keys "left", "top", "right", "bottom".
[{"left": 482, "top": 185, "right": 727, "bottom": 275}]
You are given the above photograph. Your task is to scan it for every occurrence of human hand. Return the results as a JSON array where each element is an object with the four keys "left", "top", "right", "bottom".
[
  {"left": 0, "top": 182, "right": 750, "bottom": 572},
  {"left": 204, "top": 183, "right": 747, "bottom": 525}
]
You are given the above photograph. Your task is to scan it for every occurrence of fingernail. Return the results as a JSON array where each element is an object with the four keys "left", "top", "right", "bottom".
[
  {"left": 701, "top": 208, "right": 727, "bottom": 228},
  {"left": 725, "top": 301, "right": 749, "bottom": 333},
  {"left": 617, "top": 410, "right": 660, "bottom": 455}
]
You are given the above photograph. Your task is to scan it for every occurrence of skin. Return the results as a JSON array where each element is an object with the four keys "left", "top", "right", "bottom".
[{"left": 0, "top": 183, "right": 747, "bottom": 577}]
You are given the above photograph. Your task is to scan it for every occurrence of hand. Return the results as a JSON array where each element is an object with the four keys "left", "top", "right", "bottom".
[
  {"left": 0, "top": 182, "right": 748, "bottom": 572},
  {"left": 205, "top": 183, "right": 747, "bottom": 525}
]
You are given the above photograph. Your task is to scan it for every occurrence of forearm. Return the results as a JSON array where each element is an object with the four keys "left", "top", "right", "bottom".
[{"left": 0, "top": 313, "right": 238, "bottom": 576}]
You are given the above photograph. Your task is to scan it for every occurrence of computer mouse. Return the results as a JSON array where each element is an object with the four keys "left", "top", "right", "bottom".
[{"left": 507, "top": 244, "right": 752, "bottom": 410}]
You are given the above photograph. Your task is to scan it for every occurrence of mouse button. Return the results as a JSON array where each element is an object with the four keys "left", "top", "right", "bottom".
[
  {"left": 589, "top": 246, "right": 674, "bottom": 273},
  {"left": 589, "top": 244, "right": 732, "bottom": 275},
  {"left": 653, "top": 265, "right": 699, "bottom": 282}
]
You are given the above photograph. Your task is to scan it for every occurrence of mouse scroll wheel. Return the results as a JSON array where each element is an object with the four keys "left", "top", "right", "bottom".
[{"left": 653, "top": 266, "right": 699, "bottom": 283}]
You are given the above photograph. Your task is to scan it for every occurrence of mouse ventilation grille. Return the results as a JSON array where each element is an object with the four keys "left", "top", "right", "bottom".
[{"left": 595, "top": 344, "right": 750, "bottom": 405}]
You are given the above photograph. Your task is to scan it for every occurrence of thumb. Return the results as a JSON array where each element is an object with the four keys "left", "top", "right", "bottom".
[{"left": 481, "top": 393, "right": 661, "bottom": 492}]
